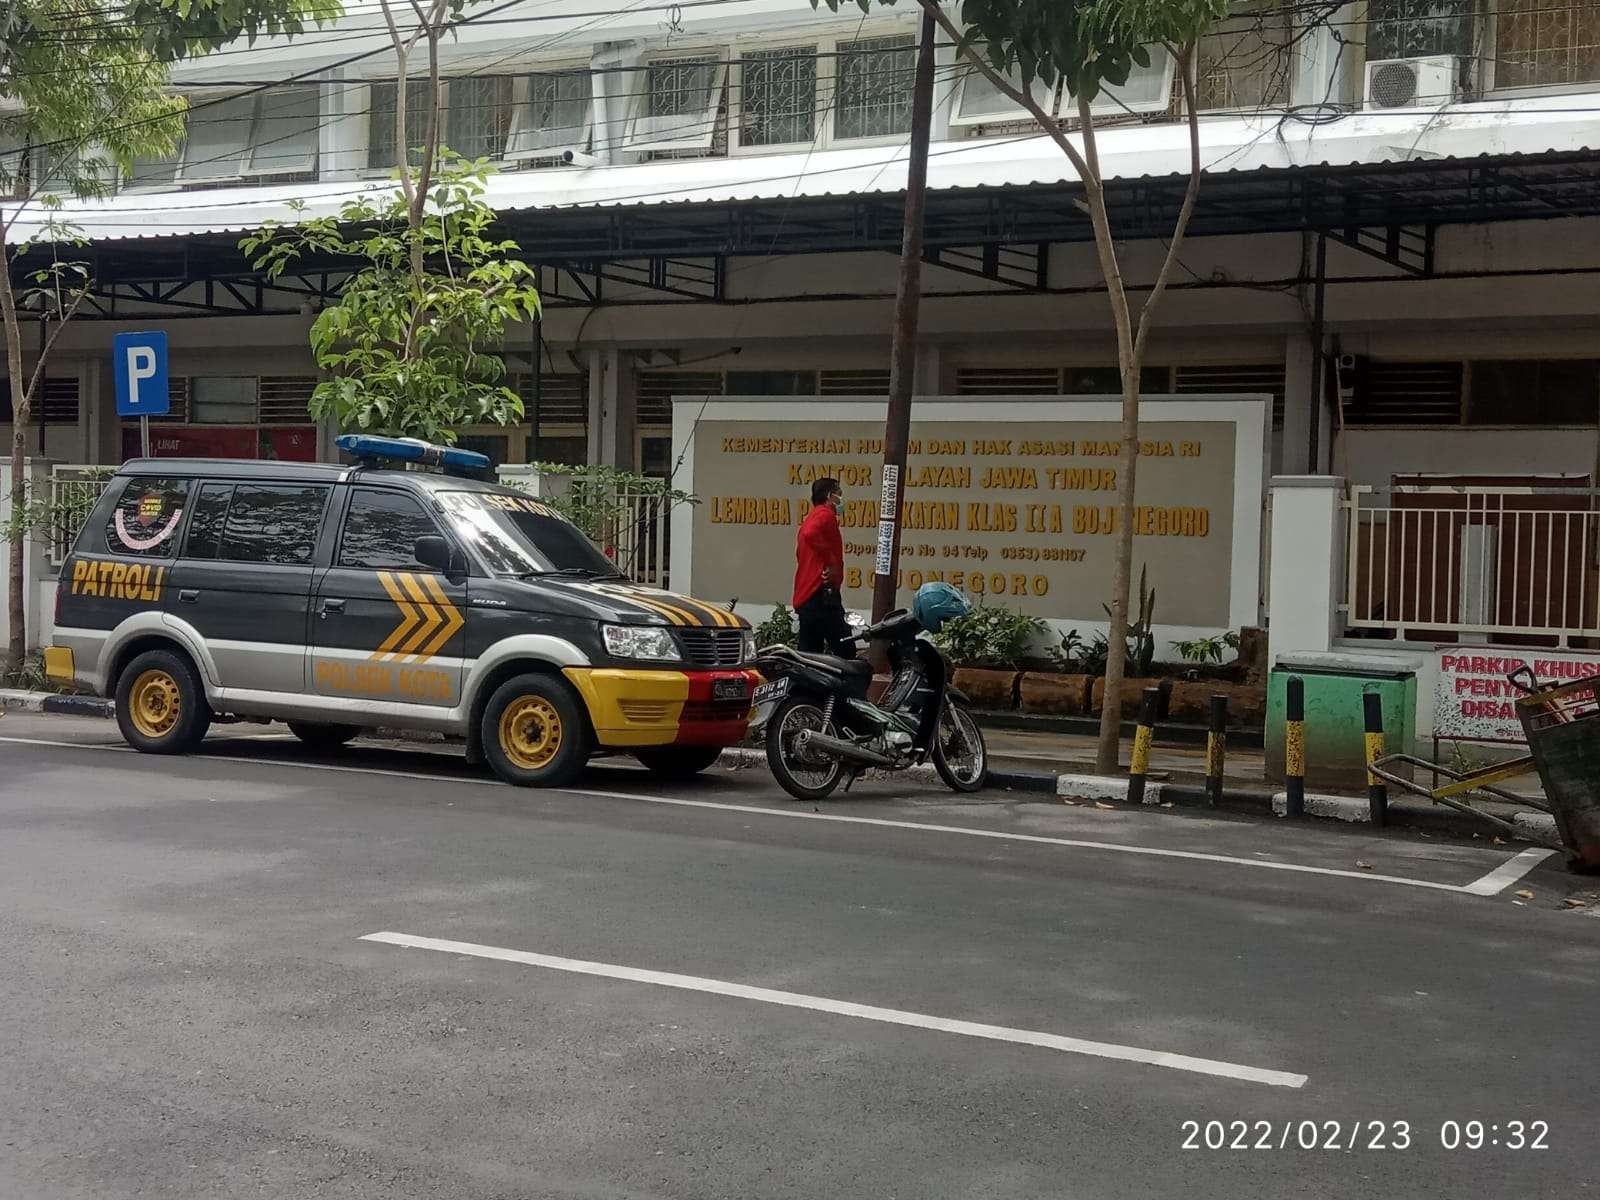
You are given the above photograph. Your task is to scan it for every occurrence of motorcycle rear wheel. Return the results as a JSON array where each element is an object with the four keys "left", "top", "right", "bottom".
[
  {"left": 766, "top": 697, "right": 845, "bottom": 801},
  {"left": 932, "top": 702, "right": 988, "bottom": 793}
]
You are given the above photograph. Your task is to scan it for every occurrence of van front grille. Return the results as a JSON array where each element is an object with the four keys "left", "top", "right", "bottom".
[{"left": 676, "top": 627, "right": 745, "bottom": 667}]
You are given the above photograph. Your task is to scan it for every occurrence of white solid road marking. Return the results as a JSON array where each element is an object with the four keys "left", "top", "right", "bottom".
[
  {"left": 361, "top": 931, "right": 1308, "bottom": 1089},
  {"left": 0, "top": 735, "right": 1556, "bottom": 896},
  {"left": 1456, "top": 846, "right": 1559, "bottom": 896}
]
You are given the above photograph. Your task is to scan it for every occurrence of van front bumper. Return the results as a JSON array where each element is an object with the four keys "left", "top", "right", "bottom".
[{"left": 563, "top": 667, "right": 760, "bottom": 748}]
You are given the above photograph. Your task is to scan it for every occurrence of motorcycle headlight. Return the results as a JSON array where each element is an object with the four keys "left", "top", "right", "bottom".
[
  {"left": 603, "top": 623, "right": 682, "bottom": 662},
  {"left": 741, "top": 629, "right": 757, "bottom": 662}
]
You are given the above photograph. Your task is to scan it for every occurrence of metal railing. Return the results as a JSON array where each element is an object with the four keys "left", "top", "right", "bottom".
[
  {"left": 497, "top": 467, "right": 674, "bottom": 587},
  {"left": 1344, "top": 485, "right": 1600, "bottom": 644},
  {"left": 598, "top": 487, "right": 672, "bottom": 588},
  {"left": 45, "top": 464, "right": 115, "bottom": 567}
]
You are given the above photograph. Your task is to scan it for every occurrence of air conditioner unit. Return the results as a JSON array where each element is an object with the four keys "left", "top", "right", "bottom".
[{"left": 1364, "top": 55, "right": 1462, "bottom": 109}]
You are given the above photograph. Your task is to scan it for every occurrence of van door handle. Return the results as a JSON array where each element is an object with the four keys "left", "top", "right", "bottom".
[
  {"left": 320, "top": 598, "right": 346, "bottom": 616},
  {"left": 178, "top": 589, "right": 199, "bottom": 604}
]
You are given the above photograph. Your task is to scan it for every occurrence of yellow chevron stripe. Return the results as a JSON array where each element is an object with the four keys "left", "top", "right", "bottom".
[
  {"left": 665, "top": 591, "right": 737, "bottom": 628},
  {"left": 396, "top": 573, "right": 444, "bottom": 659},
  {"left": 416, "top": 574, "right": 465, "bottom": 659},
  {"left": 372, "top": 571, "right": 423, "bottom": 660}
]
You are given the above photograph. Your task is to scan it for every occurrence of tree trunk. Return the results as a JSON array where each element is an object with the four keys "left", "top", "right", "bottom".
[
  {"left": 2, "top": 228, "right": 30, "bottom": 671},
  {"left": 1095, "top": 352, "right": 1142, "bottom": 770}
]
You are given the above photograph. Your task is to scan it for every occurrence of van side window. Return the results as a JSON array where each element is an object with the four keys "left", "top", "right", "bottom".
[
  {"left": 216, "top": 484, "right": 329, "bottom": 566},
  {"left": 104, "top": 477, "right": 191, "bottom": 559},
  {"left": 338, "top": 488, "right": 441, "bottom": 570},
  {"left": 183, "top": 483, "right": 234, "bottom": 560}
]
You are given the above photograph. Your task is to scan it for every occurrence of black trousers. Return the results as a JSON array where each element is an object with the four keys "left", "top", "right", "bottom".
[{"left": 796, "top": 585, "right": 855, "bottom": 658}]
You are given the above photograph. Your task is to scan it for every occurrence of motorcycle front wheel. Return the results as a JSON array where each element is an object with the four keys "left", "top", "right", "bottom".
[
  {"left": 932, "top": 702, "right": 988, "bottom": 793},
  {"left": 766, "top": 696, "right": 845, "bottom": 802}
]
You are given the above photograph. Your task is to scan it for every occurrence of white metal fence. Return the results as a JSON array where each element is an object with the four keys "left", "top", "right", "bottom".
[
  {"left": 46, "top": 465, "right": 115, "bottom": 567},
  {"left": 1344, "top": 485, "right": 1600, "bottom": 644},
  {"left": 497, "top": 468, "right": 675, "bottom": 587}
]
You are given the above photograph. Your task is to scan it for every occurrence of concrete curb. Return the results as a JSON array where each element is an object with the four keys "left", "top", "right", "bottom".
[{"left": 0, "top": 689, "right": 112, "bottom": 718}]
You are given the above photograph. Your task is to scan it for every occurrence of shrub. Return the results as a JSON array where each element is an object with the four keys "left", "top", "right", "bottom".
[
  {"left": 754, "top": 603, "right": 797, "bottom": 649},
  {"left": 932, "top": 605, "right": 1045, "bottom": 669}
]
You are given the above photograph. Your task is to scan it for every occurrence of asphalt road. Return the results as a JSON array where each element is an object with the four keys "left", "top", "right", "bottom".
[{"left": 1, "top": 711, "right": 1597, "bottom": 1200}]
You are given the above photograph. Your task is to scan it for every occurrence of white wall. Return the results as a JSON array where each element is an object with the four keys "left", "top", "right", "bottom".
[{"left": 1336, "top": 428, "right": 1600, "bottom": 488}]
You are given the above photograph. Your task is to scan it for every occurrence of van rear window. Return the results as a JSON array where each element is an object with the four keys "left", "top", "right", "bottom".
[{"left": 105, "top": 477, "right": 190, "bottom": 558}]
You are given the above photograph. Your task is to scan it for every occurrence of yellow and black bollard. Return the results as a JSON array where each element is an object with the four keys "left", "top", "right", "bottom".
[
  {"left": 1205, "top": 694, "right": 1227, "bottom": 808},
  {"left": 1127, "top": 687, "right": 1160, "bottom": 805},
  {"left": 1363, "top": 690, "right": 1388, "bottom": 826},
  {"left": 1284, "top": 676, "right": 1306, "bottom": 818}
]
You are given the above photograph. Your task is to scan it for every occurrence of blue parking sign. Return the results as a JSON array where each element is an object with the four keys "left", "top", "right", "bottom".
[{"left": 113, "top": 331, "right": 170, "bottom": 417}]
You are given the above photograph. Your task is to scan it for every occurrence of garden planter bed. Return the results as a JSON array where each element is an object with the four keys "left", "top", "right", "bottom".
[{"left": 954, "top": 667, "right": 1266, "bottom": 729}]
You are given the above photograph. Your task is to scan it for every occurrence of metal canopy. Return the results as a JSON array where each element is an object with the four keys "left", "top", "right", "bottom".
[{"left": 18, "top": 149, "right": 1600, "bottom": 318}]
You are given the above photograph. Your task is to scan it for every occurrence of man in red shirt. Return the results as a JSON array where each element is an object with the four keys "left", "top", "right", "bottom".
[{"left": 793, "top": 476, "right": 852, "bottom": 656}]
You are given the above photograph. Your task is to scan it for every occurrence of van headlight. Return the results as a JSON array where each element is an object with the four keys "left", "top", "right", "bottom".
[
  {"left": 742, "top": 629, "right": 757, "bottom": 662},
  {"left": 603, "top": 623, "right": 682, "bottom": 661}
]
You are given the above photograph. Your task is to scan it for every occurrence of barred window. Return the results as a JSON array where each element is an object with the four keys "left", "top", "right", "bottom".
[
  {"left": 631, "top": 55, "right": 726, "bottom": 153},
  {"left": 739, "top": 46, "right": 817, "bottom": 147},
  {"left": 835, "top": 34, "right": 916, "bottom": 140},
  {"left": 1366, "top": 0, "right": 1476, "bottom": 61},
  {"left": 1193, "top": 3, "right": 1294, "bottom": 111},
  {"left": 1495, "top": 0, "right": 1600, "bottom": 89},
  {"left": 507, "top": 70, "right": 593, "bottom": 159}
]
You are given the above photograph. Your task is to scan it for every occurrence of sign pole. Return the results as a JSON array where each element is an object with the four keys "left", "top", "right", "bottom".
[
  {"left": 140, "top": 414, "right": 150, "bottom": 458},
  {"left": 871, "top": 9, "right": 936, "bottom": 624}
]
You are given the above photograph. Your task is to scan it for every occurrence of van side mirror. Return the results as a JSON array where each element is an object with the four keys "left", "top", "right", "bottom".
[{"left": 414, "top": 535, "right": 465, "bottom": 578}]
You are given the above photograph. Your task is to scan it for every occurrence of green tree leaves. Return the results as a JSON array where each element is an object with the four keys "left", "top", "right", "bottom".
[{"left": 241, "top": 158, "right": 542, "bottom": 444}]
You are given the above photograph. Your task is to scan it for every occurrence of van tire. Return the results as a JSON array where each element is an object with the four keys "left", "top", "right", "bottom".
[
  {"left": 116, "top": 648, "right": 211, "bottom": 755},
  {"left": 481, "top": 673, "right": 592, "bottom": 787},
  {"left": 635, "top": 746, "right": 724, "bottom": 780},
  {"left": 287, "top": 721, "right": 362, "bottom": 752}
]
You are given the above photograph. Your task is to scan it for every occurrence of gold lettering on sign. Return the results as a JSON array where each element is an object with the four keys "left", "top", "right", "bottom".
[
  {"left": 980, "top": 466, "right": 1038, "bottom": 490},
  {"left": 711, "top": 497, "right": 794, "bottom": 525},
  {"left": 908, "top": 466, "right": 970, "bottom": 489}
]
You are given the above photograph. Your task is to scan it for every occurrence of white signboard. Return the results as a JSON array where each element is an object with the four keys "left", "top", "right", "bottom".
[{"left": 1435, "top": 649, "right": 1600, "bottom": 742}]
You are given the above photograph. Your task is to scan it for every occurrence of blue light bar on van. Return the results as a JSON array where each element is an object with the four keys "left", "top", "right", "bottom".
[{"left": 335, "top": 434, "right": 490, "bottom": 472}]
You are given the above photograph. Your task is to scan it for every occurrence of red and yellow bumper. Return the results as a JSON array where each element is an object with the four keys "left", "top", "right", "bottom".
[{"left": 563, "top": 667, "right": 761, "bottom": 748}]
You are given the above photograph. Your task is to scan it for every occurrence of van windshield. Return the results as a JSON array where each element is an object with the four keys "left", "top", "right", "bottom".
[{"left": 438, "top": 490, "right": 620, "bottom": 577}]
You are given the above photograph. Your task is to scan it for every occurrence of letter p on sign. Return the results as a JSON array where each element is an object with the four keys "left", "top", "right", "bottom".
[{"left": 112, "top": 331, "right": 170, "bottom": 418}]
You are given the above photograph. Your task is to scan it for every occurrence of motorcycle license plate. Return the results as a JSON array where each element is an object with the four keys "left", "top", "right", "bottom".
[
  {"left": 713, "top": 677, "right": 750, "bottom": 702},
  {"left": 752, "top": 677, "right": 790, "bottom": 705}
]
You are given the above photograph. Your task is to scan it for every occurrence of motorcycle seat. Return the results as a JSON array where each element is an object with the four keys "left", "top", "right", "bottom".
[{"left": 790, "top": 651, "right": 872, "bottom": 679}]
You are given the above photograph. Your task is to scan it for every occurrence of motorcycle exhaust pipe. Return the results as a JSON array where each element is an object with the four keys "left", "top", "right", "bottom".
[{"left": 795, "top": 729, "right": 897, "bottom": 768}]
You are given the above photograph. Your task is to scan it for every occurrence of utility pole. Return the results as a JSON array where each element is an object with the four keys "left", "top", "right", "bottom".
[{"left": 871, "top": 9, "right": 936, "bottom": 622}]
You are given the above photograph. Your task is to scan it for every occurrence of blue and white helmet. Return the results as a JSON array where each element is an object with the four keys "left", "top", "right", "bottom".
[{"left": 912, "top": 581, "right": 972, "bottom": 633}]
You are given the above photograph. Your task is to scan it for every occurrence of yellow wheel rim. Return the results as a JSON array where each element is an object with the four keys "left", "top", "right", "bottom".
[
  {"left": 128, "top": 668, "right": 181, "bottom": 739},
  {"left": 499, "top": 696, "right": 563, "bottom": 771}
]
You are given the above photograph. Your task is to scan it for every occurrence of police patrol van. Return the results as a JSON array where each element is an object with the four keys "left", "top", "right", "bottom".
[{"left": 45, "top": 436, "right": 758, "bottom": 787}]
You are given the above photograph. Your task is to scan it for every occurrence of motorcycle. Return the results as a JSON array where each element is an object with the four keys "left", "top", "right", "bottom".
[{"left": 750, "top": 605, "right": 988, "bottom": 801}]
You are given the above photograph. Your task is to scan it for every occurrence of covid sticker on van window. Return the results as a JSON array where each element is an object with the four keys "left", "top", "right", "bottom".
[{"left": 106, "top": 477, "right": 189, "bottom": 558}]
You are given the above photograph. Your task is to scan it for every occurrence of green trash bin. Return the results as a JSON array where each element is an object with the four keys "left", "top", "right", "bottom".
[{"left": 1266, "top": 653, "right": 1420, "bottom": 789}]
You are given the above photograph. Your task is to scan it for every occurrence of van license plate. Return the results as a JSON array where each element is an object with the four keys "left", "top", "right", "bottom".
[
  {"left": 752, "top": 677, "right": 789, "bottom": 705},
  {"left": 714, "top": 677, "right": 751, "bottom": 702}
]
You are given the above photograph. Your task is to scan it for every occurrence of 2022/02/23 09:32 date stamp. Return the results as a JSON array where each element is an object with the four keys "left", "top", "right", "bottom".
[{"left": 1180, "top": 1119, "right": 1551, "bottom": 1151}]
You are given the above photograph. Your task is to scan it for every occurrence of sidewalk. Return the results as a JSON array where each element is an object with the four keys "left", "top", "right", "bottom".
[{"left": 980, "top": 722, "right": 1558, "bottom": 844}]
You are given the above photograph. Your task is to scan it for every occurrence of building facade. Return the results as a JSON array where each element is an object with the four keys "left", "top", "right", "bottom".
[{"left": 6, "top": 0, "right": 1600, "bottom": 690}]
